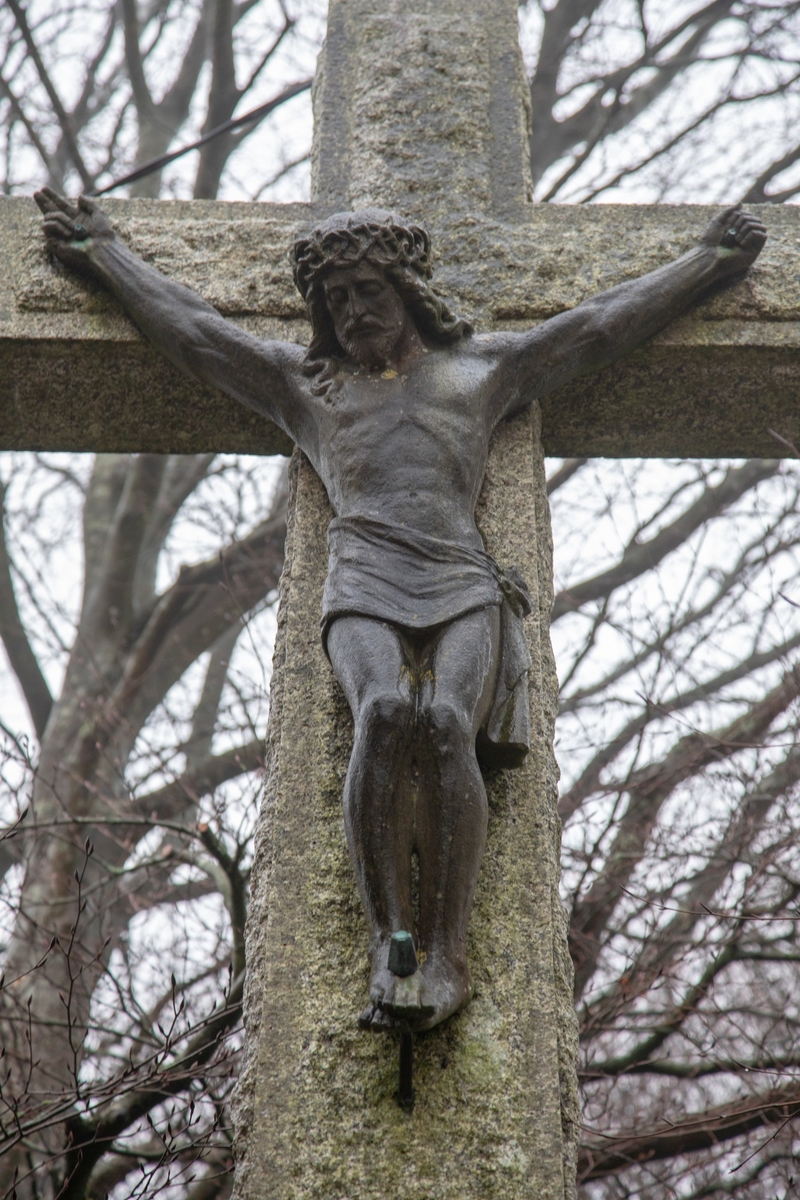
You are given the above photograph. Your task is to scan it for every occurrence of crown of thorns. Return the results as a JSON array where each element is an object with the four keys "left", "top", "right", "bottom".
[{"left": 292, "top": 213, "right": 433, "bottom": 300}]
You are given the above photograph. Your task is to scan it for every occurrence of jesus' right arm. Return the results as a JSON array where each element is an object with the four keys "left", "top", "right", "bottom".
[
  {"left": 34, "top": 189, "right": 317, "bottom": 455},
  {"left": 489, "top": 204, "right": 767, "bottom": 426}
]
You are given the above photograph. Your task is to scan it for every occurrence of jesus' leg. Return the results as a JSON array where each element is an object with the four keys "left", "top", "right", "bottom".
[
  {"left": 327, "top": 607, "right": 500, "bottom": 1030},
  {"left": 413, "top": 605, "right": 501, "bottom": 1030},
  {"left": 326, "top": 615, "right": 426, "bottom": 1027}
]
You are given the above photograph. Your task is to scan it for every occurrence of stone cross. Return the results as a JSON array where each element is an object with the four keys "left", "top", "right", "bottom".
[{"left": 1, "top": 2, "right": 798, "bottom": 1198}]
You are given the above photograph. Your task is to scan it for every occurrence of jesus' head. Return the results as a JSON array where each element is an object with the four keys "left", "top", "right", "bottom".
[{"left": 292, "top": 209, "right": 471, "bottom": 384}]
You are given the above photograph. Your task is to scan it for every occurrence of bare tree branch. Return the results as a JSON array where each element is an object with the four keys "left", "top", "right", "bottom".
[
  {"left": 119, "top": 0, "right": 158, "bottom": 125},
  {"left": 559, "top": 510, "right": 800, "bottom": 715},
  {"left": 579, "top": 1082, "right": 800, "bottom": 1181},
  {"left": 133, "top": 739, "right": 264, "bottom": 823},
  {"left": 742, "top": 139, "right": 800, "bottom": 203},
  {"left": 570, "top": 664, "right": 800, "bottom": 997},
  {"left": 57, "top": 972, "right": 244, "bottom": 1200},
  {"left": 553, "top": 461, "right": 780, "bottom": 622},
  {"left": 0, "top": 482, "right": 52, "bottom": 739},
  {"left": 559, "top": 628, "right": 800, "bottom": 821},
  {"left": 6, "top": 0, "right": 94, "bottom": 188},
  {"left": 547, "top": 458, "right": 588, "bottom": 497},
  {"left": 0, "top": 69, "right": 60, "bottom": 183}
]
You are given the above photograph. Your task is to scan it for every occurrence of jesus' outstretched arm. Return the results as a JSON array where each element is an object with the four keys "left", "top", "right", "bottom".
[
  {"left": 34, "top": 188, "right": 314, "bottom": 451},
  {"left": 492, "top": 205, "right": 767, "bottom": 423}
]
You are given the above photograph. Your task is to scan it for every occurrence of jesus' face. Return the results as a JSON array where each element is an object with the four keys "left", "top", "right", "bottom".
[{"left": 322, "top": 262, "right": 408, "bottom": 370}]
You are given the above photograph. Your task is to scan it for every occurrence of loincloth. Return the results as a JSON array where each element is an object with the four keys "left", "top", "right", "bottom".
[{"left": 321, "top": 515, "right": 533, "bottom": 769}]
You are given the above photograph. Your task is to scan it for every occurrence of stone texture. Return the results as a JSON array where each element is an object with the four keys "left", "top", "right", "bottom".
[
  {"left": 310, "top": 0, "right": 532, "bottom": 221},
  {"left": 231, "top": 410, "right": 579, "bottom": 1200},
  {"left": 0, "top": 197, "right": 302, "bottom": 455},
  {"left": 3, "top": 195, "right": 798, "bottom": 456}
]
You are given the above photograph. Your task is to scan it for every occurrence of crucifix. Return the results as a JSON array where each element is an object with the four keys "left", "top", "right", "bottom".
[
  {"left": 33, "top": 184, "right": 765, "bottom": 1044},
  {"left": 0, "top": 1, "right": 795, "bottom": 1197}
]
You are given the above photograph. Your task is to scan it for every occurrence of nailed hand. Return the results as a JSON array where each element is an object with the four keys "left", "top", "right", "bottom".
[
  {"left": 701, "top": 204, "right": 767, "bottom": 269},
  {"left": 34, "top": 187, "right": 115, "bottom": 268}
]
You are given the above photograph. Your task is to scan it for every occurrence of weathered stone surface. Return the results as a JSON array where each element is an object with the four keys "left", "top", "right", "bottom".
[
  {"left": 0, "top": 197, "right": 304, "bottom": 455},
  {"left": 311, "top": 0, "right": 532, "bottom": 221},
  {"left": 231, "top": 410, "right": 579, "bottom": 1200},
  {"left": 3, "top": 195, "right": 798, "bottom": 456}
]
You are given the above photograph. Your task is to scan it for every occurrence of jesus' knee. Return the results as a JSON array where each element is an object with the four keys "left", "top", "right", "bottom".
[
  {"left": 354, "top": 691, "right": 414, "bottom": 750},
  {"left": 420, "top": 698, "right": 474, "bottom": 763}
]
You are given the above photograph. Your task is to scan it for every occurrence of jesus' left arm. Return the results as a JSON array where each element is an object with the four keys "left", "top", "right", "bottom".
[{"left": 489, "top": 205, "right": 766, "bottom": 424}]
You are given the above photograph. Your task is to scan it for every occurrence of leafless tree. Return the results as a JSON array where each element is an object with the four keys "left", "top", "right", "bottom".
[
  {"left": 1, "top": 2, "right": 799, "bottom": 1198},
  {"left": 0, "top": 453, "right": 286, "bottom": 1199},
  {"left": 549, "top": 457, "right": 800, "bottom": 1198},
  {"left": 0, "top": 0, "right": 323, "bottom": 201},
  {"left": 522, "top": 0, "right": 800, "bottom": 204}
]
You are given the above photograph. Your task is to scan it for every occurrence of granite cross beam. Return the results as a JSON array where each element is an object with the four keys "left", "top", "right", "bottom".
[
  {"left": 1, "top": 2, "right": 797, "bottom": 1198},
  {"left": 4, "top": 198, "right": 800, "bottom": 459}
]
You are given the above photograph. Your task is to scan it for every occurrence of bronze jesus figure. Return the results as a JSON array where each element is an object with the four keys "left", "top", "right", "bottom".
[{"left": 35, "top": 189, "right": 766, "bottom": 1032}]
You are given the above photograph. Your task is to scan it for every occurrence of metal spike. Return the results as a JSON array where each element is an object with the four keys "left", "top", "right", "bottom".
[{"left": 388, "top": 930, "right": 418, "bottom": 977}]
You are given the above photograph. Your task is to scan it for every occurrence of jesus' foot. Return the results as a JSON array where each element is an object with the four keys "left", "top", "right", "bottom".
[
  {"left": 358, "top": 939, "right": 435, "bottom": 1030},
  {"left": 357, "top": 971, "right": 436, "bottom": 1030},
  {"left": 412, "top": 953, "right": 474, "bottom": 1032},
  {"left": 358, "top": 1002, "right": 397, "bottom": 1031},
  {"left": 360, "top": 950, "right": 473, "bottom": 1031},
  {"left": 380, "top": 969, "right": 436, "bottom": 1021}
]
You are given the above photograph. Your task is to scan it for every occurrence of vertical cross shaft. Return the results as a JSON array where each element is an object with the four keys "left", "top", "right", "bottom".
[
  {"left": 311, "top": 0, "right": 532, "bottom": 222},
  {"left": 233, "top": 5, "right": 579, "bottom": 1198}
]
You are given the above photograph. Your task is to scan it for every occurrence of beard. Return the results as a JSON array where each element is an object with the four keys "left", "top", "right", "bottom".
[{"left": 340, "top": 324, "right": 398, "bottom": 370}]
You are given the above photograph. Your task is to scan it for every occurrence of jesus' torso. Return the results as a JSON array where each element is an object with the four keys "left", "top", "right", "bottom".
[{"left": 276, "top": 334, "right": 522, "bottom": 549}]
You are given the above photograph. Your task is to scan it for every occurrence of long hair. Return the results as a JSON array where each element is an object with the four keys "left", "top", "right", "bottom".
[{"left": 292, "top": 209, "right": 472, "bottom": 397}]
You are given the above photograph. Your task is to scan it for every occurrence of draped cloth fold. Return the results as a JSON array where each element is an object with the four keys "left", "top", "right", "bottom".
[{"left": 321, "top": 515, "right": 532, "bottom": 769}]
